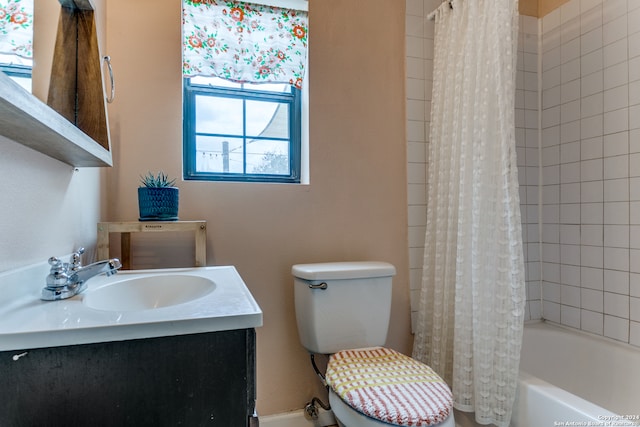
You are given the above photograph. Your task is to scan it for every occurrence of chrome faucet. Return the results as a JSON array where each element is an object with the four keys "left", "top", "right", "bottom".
[{"left": 41, "top": 248, "right": 122, "bottom": 301}]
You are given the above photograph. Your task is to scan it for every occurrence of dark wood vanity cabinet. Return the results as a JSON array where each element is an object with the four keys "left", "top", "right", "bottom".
[{"left": 0, "top": 329, "right": 256, "bottom": 426}]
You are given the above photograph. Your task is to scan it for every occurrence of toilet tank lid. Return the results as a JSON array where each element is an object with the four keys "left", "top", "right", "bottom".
[{"left": 291, "top": 261, "right": 396, "bottom": 281}]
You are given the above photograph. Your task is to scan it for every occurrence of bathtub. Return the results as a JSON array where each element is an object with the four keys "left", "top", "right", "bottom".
[{"left": 511, "top": 322, "right": 640, "bottom": 427}]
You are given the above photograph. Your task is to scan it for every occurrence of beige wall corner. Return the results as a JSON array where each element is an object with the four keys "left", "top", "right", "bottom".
[
  {"left": 519, "top": 0, "right": 539, "bottom": 17},
  {"left": 538, "top": 0, "right": 570, "bottom": 17},
  {"left": 520, "top": 0, "right": 570, "bottom": 18}
]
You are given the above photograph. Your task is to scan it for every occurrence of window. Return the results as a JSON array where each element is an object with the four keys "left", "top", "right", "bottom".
[
  {"left": 182, "top": 0, "right": 308, "bottom": 184},
  {"left": 0, "top": 0, "right": 33, "bottom": 91},
  {"left": 184, "top": 76, "right": 302, "bottom": 183},
  {"left": 0, "top": 60, "right": 31, "bottom": 90}
]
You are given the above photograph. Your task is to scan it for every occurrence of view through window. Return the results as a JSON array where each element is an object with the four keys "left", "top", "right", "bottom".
[{"left": 184, "top": 76, "right": 301, "bottom": 182}]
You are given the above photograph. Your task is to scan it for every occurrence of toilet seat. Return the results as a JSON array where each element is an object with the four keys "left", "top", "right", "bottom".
[
  {"left": 329, "top": 389, "right": 455, "bottom": 427},
  {"left": 326, "top": 347, "right": 453, "bottom": 427}
]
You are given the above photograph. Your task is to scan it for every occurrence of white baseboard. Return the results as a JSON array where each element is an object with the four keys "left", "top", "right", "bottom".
[
  {"left": 260, "top": 408, "right": 336, "bottom": 427},
  {"left": 259, "top": 410, "right": 306, "bottom": 427}
]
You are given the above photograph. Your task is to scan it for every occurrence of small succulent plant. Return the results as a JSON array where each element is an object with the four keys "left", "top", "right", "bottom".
[{"left": 139, "top": 171, "right": 176, "bottom": 188}]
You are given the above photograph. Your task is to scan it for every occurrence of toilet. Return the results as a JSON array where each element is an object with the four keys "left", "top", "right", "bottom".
[{"left": 293, "top": 261, "right": 455, "bottom": 427}]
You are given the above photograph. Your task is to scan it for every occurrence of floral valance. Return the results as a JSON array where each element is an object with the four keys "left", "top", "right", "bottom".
[
  {"left": 183, "top": 0, "right": 308, "bottom": 89},
  {"left": 0, "top": 0, "right": 32, "bottom": 60}
]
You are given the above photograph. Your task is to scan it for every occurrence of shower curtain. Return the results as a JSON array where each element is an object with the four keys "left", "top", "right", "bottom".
[{"left": 412, "top": 1, "right": 525, "bottom": 426}]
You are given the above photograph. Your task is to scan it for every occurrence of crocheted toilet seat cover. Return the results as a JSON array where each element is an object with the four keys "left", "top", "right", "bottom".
[{"left": 325, "top": 347, "right": 453, "bottom": 427}]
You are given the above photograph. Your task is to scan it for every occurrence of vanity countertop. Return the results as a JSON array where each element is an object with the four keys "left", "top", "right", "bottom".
[{"left": 0, "top": 264, "right": 262, "bottom": 351}]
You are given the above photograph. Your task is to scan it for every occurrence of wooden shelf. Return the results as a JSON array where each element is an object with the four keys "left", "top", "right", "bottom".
[
  {"left": 48, "top": 1, "right": 111, "bottom": 153},
  {"left": 0, "top": 71, "right": 112, "bottom": 167},
  {"left": 97, "top": 221, "right": 207, "bottom": 269}
]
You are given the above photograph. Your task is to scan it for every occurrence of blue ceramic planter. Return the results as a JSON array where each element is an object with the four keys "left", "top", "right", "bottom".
[{"left": 138, "top": 187, "right": 179, "bottom": 221}]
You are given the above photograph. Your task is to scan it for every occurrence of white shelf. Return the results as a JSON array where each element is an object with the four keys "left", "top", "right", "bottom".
[{"left": 0, "top": 71, "right": 112, "bottom": 167}]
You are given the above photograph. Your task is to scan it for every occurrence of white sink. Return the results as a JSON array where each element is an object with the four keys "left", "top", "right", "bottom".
[
  {"left": 83, "top": 274, "right": 216, "bottom": 311},
  {"left": 0, "top": 266, "right": 262, "bottom": 351}
]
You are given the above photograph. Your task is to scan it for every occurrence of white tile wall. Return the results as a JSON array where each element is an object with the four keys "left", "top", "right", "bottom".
[
  {"left": 406, "top": 0, "right": 440, "bottom": 332},
  {"left": 538, "top": 0, "right": 640, "bottom": 345},
  {"left": 405, "top": 0, "right": 640, "bottom": 347},
  {"left": 516, "top": 14, "right": 541, "bottom": 322}
]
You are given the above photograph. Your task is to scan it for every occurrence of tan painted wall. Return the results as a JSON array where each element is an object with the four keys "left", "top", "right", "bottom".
[
  {"left": 104, "top": 0, "right": 410, "bottom": 415},
  {"left": 519, "top": 0, "right": 569, "bottom": 17},
  {"left": 519, "top": 0, "right": 538, "bottom": 17},
  {"left": 539, "top": 0, "right": 570, "bottom": 17}
]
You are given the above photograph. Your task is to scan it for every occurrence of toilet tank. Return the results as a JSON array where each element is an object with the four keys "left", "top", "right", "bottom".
[{"left": 292, "top": 261, "right": 396, "bottom": 354}]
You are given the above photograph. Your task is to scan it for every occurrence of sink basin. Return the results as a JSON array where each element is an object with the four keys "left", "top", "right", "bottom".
[
  {"left": 83, "top": 274, "right": 216, "bottom": 311},
  {"left": 0, "top": 265, "right": 262, "bottom": 351}
]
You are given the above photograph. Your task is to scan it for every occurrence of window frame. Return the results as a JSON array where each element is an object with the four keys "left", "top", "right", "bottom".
[
  {"left": 183, "top": 77, "right": 302, "bottom": 184},
  {"left": 0, "top": 63, "right": 31, "bottom": 78},
  {"left": 0, "top": 63, "right": 32, "bottom": 92}
]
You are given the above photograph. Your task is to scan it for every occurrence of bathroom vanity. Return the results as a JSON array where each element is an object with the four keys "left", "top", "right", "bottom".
[
  {"left": 0, "top": 329, "right": 256, "bottom": 426},
  {"left": 0, "top": 265, "right": 262, "bottom": 426}
]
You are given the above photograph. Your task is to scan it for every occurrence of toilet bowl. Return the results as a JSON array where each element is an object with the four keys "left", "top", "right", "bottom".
[{"left": 292, "top": 262, "right": 454, "bottom": 427}]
